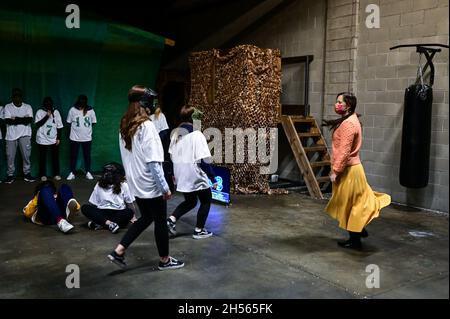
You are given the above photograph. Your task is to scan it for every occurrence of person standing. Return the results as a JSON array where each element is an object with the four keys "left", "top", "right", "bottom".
[
  {"left": 323, "top": 92, "right": 391, "bottom": 249},
  {"left": 3, "top": 88, "right": 35, "bottom": 184},
  {"left": 107, "top": 85, "right": 184, "bottom": 271},
  {"left": 66, "top": 95, "right": 97, "bottom": 180},
  {"left": 35, "top": 96, "right": 63, "bottom": 181},
  {"left": 166, "top": 105, "right": 217, "bottom": 239}
]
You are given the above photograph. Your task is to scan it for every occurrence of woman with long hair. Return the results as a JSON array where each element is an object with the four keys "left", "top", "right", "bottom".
[
  {"left": 107, "top": 85, "right": 184, "bottom": 270},
  {"left": 166, "top": 105, "right": 217, "bottom": 239},
  {"left": 81, "top": 162, "right": 135, "bottom": 233},
  {"left": 66, "top": 94, "right": 97, "bottom": 180},
  {"left": 323, "top": 92, "right": 391, "bottom": 249}
]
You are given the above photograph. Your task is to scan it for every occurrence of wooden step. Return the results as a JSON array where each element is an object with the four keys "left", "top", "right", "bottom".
[
  {"left": 310, "top": 160, "right": 331, "bottom": 167},
  {"left": 304, "top": 145, "right": 327, "bottom": 152},
  {"left": 290, "top": 117, "right": 315, "bottom": 123},
  {"left": 298, "top": 132, "right": 321, "bottom": 138},
  {"left": 316, "top": 176, "right": 331, "bottom": 183}
]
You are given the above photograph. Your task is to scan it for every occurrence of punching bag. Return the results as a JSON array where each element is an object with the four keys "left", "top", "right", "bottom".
[{"left": 399, "top": 80, "right": 433, "bottom": 188}]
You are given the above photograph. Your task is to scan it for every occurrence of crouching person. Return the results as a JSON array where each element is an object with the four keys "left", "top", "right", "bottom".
[{"left": 81, "top": 162, "right": 135, "bottom": 234}]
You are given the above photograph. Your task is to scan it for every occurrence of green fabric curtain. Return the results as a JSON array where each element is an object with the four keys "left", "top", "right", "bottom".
[{"left": 0, "top": 8, "right": 165, "bottom": 178}]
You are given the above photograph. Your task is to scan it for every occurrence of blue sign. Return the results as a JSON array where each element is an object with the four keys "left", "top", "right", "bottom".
[{"left": 208, "top": 166, "right": 231, "bottom": 205}]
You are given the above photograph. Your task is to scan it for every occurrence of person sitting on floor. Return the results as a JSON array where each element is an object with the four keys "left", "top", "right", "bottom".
[
  {"left": 81, "top": 162, "right": 136, "bottom": 234},
  {"left": 23, "top": 181, "right": 81, "bottom": 233}
]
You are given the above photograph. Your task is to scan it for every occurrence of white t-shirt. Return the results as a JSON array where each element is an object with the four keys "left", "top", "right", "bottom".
[
  {"left": 150, "top": 112, "right": 169, "bottom": 133},
  {"left": 119, "top": 120, "right": 165, "bottom": 199},
  {"left": 88, "top": 181, "right": 135, "bottom": 210},
  {"left": 35, "top": 109, "right": 64, "bottom": 145},
  {"left": 66, "top": 107, "right": 97, "bottom": 142},
  {"left": 3, "top": 102, "right": 33, "bottom": 141},
  {"left": 169, "top": 129, "right": 212, "bottom": 193},
  {"left": 0, "top": 106, "right": 4, "bottom": 139}
]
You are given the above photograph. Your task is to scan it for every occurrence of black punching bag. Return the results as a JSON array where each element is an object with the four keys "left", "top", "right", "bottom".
[{"left": 399, "top": 84, "right": 433, "bottom": 188}]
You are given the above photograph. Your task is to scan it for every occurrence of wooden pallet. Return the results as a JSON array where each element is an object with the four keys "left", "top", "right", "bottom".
[{"left": 280, "top": 115, "right": 332, "bottom": 199}]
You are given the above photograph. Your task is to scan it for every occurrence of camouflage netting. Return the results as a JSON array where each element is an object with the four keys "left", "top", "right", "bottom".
[{"left": 189, "top": 45, "right": 281, "bottom": 194}]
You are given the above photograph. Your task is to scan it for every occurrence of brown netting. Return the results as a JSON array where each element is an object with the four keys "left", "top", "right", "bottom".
[{"left": 189, "top": 45, "right": 281, "bottom": 194}]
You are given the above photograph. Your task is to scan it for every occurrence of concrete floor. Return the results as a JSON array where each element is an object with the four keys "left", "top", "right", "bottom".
[{"left": 0, "top": 179, "right": 448, "bottom": 299}]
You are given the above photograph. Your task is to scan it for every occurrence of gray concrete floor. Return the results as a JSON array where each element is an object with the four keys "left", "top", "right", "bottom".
[{"left": 0, "top": 179, "right": 448, "bottom": 299}]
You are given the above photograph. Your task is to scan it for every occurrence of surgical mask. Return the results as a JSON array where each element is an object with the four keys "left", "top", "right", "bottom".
[{"left": 334, "top": 102, "right": 347, "bottom": 115}]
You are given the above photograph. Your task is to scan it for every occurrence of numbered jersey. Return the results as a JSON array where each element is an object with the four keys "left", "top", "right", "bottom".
[
  {"left": 35, "top": 109, "right": 64, "bottom": 145},
  {"left": 67, "top": 107, "right": 97, "bottom": 142}
]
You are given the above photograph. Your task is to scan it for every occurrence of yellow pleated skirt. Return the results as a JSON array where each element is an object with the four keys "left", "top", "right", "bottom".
[{"left": 325, "top": 163, "right": 391, "bottom": 232}]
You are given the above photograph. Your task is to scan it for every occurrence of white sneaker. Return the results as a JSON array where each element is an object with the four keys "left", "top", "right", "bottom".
[
  {"left": 66, "top": 172, "right": 75, "bottom": 180},
  {"left": 41, "top": 176, "right": 47, "bottom": 182},
  {"left": 86, "top": 172, "right": 94, "bottom": 180},
  {"left": 57, "top": 219, "right": 74, "bottom": 233},
  {"left": 54, "top": 175, "right": 62, "bottom": 181},
  {"left": 66, "top": 198, "right": 80, "bottom": 221}
]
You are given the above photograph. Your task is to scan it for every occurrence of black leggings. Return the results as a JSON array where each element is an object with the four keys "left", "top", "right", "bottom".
[
  {"left": 81, "top": 204, "right": 133, "bottom": 228},
  {"left": 172, "top": 188, "right": 212, "bottom": 229},
  {"left": 120, "top": 197, "right": 168, "bottom": 257},
  {"left": 69, "top": 140, "right": 91, "bottom": 173},
  {"left": 38, "top": 144, "right": 60, "bottom": 177}
]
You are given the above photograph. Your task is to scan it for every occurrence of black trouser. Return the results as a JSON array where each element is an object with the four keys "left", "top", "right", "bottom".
[
  {"left": 69, "top": 140, "right": 91, "bottom": 173},
  {"left": 172, "top": 188, "right": 211, "bottom": 229},
  {"left": 38, "top": 144, "right": 60, "bottom": 177},
  {"left": 81, "top": 204, "right": 133, "bottom": 228},
  {"left": 120, "top": 197, "right": 168, "bottom": 257}
]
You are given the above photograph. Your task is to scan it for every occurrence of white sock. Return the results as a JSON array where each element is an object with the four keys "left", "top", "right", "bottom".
[
  {"left": 195, "top": 227, "right": 202, "bottom": 232},
  {"left": 169, "top": 216, "right": 176, "bottom": 223}
]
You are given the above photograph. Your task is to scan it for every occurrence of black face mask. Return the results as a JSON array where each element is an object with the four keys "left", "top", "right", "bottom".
[{"left": 139, "top": 88, "right": 158, "bottom": 113}]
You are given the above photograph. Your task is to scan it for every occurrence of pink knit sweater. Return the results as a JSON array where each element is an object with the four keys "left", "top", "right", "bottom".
[{"left": 331, "top": 113, "right": 362, "bottom": 174}]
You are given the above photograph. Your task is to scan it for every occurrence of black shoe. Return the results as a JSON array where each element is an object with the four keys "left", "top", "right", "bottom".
[
  {"left": 108, "top": 222, "right": 119, "bottom": 234},
  {"left": 338, "top": 239, "right": 362, "bottom": 250},
  {"left": 158, "top": 256, "right": 184, "bottom": 271},
  {"left": 193, "top": 228, "right": 213, "bottom": 239},
  {"left": 4, "top": 176, "right": 15, "bottom": 184},
  {"left": 107, "top": 251, "right": 127, "bottom": 268},
  {"left": 87, "top": 221, "right": 103, "bottom": 230},
  {"left": 24, "top": 174, "right": 36, "bottom": 182},
  {"left": 361, "top": 228, "right": 369, "bottom": 238},
  {"left": 167, "top": 218, "right": 177, "bottom": 236}
]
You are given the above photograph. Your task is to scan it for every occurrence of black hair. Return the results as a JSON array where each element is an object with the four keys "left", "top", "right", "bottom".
[
  {"left": 322, "top": 92, "right": 361, "bottom": 131},
  {"left": 98, "top": 162, "right": 125, "bottom": 195},
  {"left": 75, "top": 94, "right": 91, "bottom": 116}
]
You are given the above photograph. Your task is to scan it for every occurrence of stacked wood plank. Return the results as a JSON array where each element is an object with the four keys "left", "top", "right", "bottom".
[{"left": 189, "top": 45, "right": 281, "bottom": 194}]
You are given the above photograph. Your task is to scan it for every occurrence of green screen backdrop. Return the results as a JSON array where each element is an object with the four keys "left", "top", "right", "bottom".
[{"left": 0, "top": 8, "right": 165, "bottom": 179}]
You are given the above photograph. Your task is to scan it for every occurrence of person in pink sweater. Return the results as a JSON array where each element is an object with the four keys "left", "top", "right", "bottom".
[{"left": 323, "top": 92, "right": 391, "bottom": 250}]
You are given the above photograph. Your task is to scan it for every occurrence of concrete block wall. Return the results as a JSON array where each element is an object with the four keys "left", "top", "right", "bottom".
[
  {"left": 355, "top": 0, "right": 449, "bottom": 212},
  {"left": 232, "top": 0, "right": 328, "bottom": 181},
  {"left": 228, "top": 0, "right": 448, "bottom": 212}
]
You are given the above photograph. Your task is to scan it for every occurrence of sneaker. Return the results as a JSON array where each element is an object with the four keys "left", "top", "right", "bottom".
[
  {"left": 86, "top": 172, "right": 94, "bottom": 180},
  {"left": 193, "top": 228, "right": 213, "bottom": 239},
  {"left": 41, "top": 176, "right": 48, "bottom": 182},
  {"left": 54, "top": 175, "right": 62, "bottom": 181},
  {"left": 66, "top": 198, "right": 80, "bottom": 221},
  {"left": 167, "top": 218, "right": 177, "bottom": 236},
  {"left": 107, "top": 251, "right": 127, "bottom": 269},
  {"left": 87, "top": 221, "right": 103, "bottom": 230},
  {"left": 158, "top": 256, "right": 185, "bottom": 271},
  {"left": 57, "top": 219, "right": 74, "bottom": 233},
  {"left": 66, "top": 172, "right": 75, "bottom": 180},
  {"left": 24, "top": 174, "right": 36, "bottom": 182},
  {"left": 4, "top": 176, "right": 15, "bottom": 184},
  {"left": 108, "top": 222, "right": 119, "bottom": 234}
]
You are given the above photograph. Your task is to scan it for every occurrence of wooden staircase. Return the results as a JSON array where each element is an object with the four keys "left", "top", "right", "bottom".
[{"left": 280, "top": 115, "right": 332, "bottom": 199}]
